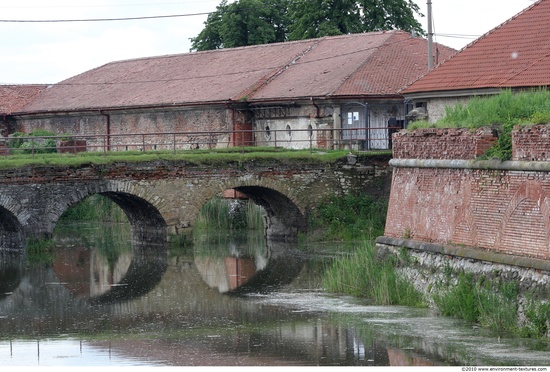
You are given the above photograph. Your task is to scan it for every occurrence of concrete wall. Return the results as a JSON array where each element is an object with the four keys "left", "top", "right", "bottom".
[
  {"left": 384, "top": 125, "right": 550, "bottom": 262},
  {"left": 423, "top": 96, "right": 470, "bottom": 123}
]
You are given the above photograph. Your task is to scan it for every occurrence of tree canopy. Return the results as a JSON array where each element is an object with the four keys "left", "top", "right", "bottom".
[{"left": 190, "top": 0, "right": 424, "bottom": 51}]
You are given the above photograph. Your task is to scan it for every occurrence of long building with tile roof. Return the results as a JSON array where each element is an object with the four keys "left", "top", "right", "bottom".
[{"left": 6, "top": 31, "right": 455, "bottom": 150}]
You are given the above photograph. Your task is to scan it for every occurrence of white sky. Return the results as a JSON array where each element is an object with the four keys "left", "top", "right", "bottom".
[{"left": 0, "top": 0, "right": 538, "bottom": 84}]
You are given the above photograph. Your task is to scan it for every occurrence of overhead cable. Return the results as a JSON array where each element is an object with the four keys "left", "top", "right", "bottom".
[{"left": 0, "top": 12, "right": 212, "bottom": 23}]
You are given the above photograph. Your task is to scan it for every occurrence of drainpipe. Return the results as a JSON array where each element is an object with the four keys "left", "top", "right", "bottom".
[
  {"left": 226, "top": 101, "right": 237, "bottom": 146},
  {"left": 310, "top": 97, "right": 320, "bottom": 118},
  {"left": 99, "top": 110, "right": 111, "bottom": 151},
  {"left": 1, "top": 114, "right": 8, "bottom": 137}
]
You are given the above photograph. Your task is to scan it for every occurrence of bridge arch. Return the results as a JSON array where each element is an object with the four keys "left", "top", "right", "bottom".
[
  {"left": 210, "top": 178, "right": 309, "bottom": 240},
  {"left": 0, "top": 195, "right": 26, "bottom": 250},
  {"left": 45, "top": 183, "right": 168, "bottom": 244}
]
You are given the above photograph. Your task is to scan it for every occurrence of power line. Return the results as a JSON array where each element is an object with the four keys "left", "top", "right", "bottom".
[
  {"left": 0, "top": 12, "right": 212, "bottom": 23},
  {"left": 436, "top": 33, "right": 479, "bottom": 39},
  {"left": 0, "top": 1, "right": 216, "bottom": 9}
]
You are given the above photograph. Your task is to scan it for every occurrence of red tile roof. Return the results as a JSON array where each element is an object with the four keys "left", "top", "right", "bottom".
[
  {"left": 402, "top": 0, "right": 550, "bottom": 95},
  {"left": 0, "top": 85, "right": 47, "bottom": 114},
  {"left": 19, "top": 31, "right": 456, "bottom": 114}
]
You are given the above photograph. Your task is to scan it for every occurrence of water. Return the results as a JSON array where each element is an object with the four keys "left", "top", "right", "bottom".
[{"left": 0, "top": 222, "right": 549, "bottom": 366}]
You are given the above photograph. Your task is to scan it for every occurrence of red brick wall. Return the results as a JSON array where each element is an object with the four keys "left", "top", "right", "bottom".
[
  {"left": 385, "top": 125, "right": 550, "bottom": 261},
  {"left": 392, "top": 128, "right": 496, "bottom": 159},
  {"left": 512, "top": 124, "right": 550, "bottom": 161}
]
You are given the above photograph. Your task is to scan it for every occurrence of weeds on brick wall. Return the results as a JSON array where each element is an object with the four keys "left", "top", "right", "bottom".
[
  {"left": 433, "top": 272, "right": 520, "bottom": 336},
  {"left": 322, "top": 241, "right": 425, "bottom": 306},
  {"left": 407, "top": 89, "right": 550, "bottom": 160},
  {"left": 309, "top": 193, "right": 387, "bottom": 241}
]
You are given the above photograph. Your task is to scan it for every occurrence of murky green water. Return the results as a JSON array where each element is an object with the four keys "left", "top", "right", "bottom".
[{"left": 0, "top": 222, "right": 548, "bottom": 366}]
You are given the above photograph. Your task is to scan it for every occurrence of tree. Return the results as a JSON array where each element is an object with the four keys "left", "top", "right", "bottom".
[
  {"left": 287, "top": 0, "right": 363, "bottom": 40},
  {"left": 288, "top": 0, "right": 424, "bottom": 40},
  {"left": 190, "top": 0, "right": 289, "bottom": 51},
  {"left": 190, "top": 0, "right": 424, "bottom": 51}
]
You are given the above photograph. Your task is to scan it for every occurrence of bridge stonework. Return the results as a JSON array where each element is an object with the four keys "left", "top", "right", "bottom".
[
  {"left": 0, "top": 155, "right": 391, "bottom": 249},
  {"left": 379, "top": 126, "right": 550, "bottom": 281}
]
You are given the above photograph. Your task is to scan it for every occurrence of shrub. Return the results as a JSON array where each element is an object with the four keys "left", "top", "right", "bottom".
[{"left": 309, "top": 193, "right": 387, "bottom": 241}]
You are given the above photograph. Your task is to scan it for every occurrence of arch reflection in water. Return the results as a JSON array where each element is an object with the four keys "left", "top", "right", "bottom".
[
  {"left": 0, "top": 252, "right": 25, "bottom": 300},
  {"left": 0, "top": 205, "right": 25, "bottom": 251},
  {"left": 194, "top": 230, "right": 305, "bottom": 294},
  {"left": 53, "top": 222, "right": 168, "bottom": 305}
]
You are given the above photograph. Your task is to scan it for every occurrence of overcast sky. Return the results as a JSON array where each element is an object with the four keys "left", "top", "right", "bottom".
[{"left": 0, "top": 0, "right": 538, "bottom": 84}]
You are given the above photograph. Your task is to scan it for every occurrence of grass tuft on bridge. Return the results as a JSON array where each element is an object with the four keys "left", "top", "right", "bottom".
[{"left": 0, "top": 147, "right": 391, "bottom": 169}]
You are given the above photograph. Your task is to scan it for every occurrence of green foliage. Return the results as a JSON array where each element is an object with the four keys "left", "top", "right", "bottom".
[
  {"left": 59, "top": 194, "right": 128, "bottom": 223},
  {"left": 309, "top": 193, "right": 387, "bottom": 241},
  {"left": 168, "top": 233, "right": 194, "bottom": 257},
  {"left": 288, "top": 0, "right": 424, "bottom": 40},
  {"left": 194, "top": 196, "right": 265, "bottom": 231},
  {"left": 190, "top": 0, "right": 289, "bottom": 51},
  {"left": 191, "top": 0, "right": 424, "bottom": 51},
  {"left": 440, "top": 89, "right": 550, "bottom": 129},
  {"left": 25, "top": 238, "right": 55, "bottom": 264},
  {"left": 521, "top": 301, "right": 550, "bottom": 338},
  {"left": 322, "top": 241, "right": 424, "bottom": 306},
  {"left": 433, "top": 273, "right": 519, "bottom": 336},
  {"left": 410, "top": 89, "right": 550, "bottom": 160},
  {"left": 9, "top": 130, "right": 58, "bottom": 155},
  {"left": 0, "top": 148, "right": 351, "bottom": 170}
]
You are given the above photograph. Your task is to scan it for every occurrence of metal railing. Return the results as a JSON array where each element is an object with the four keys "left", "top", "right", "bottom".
[{"left": 0, "top": 125, "right": 401, "bottom": 158}]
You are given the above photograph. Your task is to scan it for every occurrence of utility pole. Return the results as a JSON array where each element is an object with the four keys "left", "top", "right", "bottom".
[{"left": 427, "top": 0, "right": 434, "bottom": 70}]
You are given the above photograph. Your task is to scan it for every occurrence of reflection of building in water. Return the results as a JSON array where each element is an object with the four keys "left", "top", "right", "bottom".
[
  {"left": 52, "top": 248, "right": 91, "bottom": 297},
  {"left": 386, "top": 347, "right": 435, "bottom": 366},
  {"left": 195, "top": 256, "right": 257, "bottom": 293},
  {"left": 52, "top": 248, "right": 132, "bottom": 298},
  {"left": 224, "top": 257, "right": 256, "bottom": 290},
  {"left": 90, "top": 251, "right": 132, "bottom": 297}
]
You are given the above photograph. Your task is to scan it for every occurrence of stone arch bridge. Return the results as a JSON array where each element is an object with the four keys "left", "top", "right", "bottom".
[{"left": 0, "top": 155, "right": 391, "bottom": 250}]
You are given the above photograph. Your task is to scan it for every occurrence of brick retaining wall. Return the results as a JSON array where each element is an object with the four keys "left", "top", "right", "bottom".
[
  {"left": 384, "top": 124, "right": 550, "bottom": 261},
  {"left": 391, "top": 127, "right": 497, "bottom": 160}
]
